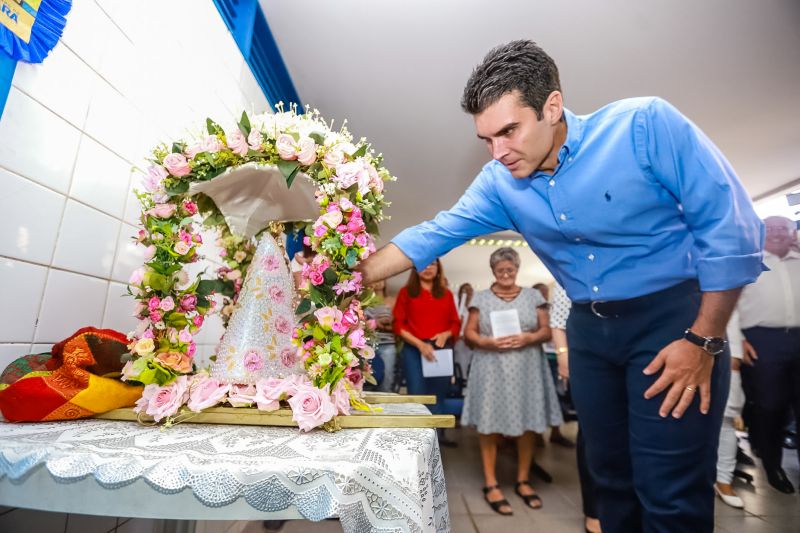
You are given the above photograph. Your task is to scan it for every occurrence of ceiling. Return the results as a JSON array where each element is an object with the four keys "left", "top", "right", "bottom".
[{"left": 262, "top": 0, "right": 800, "bottom": 291}]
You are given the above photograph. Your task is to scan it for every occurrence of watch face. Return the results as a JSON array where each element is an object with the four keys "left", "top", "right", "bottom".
[{"left": 706, "top": 338, "right": 726, "bottom": 354}]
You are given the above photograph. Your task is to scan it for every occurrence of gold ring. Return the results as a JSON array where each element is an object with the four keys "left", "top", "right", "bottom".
[{"left": 685, "top": 386, "right": 695, "bottom": 392}]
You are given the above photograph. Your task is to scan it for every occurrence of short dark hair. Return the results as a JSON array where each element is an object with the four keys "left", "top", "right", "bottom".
[{"left": 461, "top": 40, "right": 561, "bottom": 119}]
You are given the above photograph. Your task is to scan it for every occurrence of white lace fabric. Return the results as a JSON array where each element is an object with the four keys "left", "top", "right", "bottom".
[{"left": 0, "top": 403, "right": 449, "bottom": 533}]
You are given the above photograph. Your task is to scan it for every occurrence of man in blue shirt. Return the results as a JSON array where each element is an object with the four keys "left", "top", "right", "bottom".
[{"left": 359, "top": 40, "right": 764, "bottom": 532}]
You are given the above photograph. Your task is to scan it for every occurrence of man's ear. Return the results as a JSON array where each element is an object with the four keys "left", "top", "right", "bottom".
[{"left": 543, "top": 91, "right": 563, "bottom": 125}]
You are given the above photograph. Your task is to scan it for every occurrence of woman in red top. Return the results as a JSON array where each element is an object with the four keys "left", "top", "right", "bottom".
[{"left": 393, "top": 260, "right": 461, "bottom": 429}]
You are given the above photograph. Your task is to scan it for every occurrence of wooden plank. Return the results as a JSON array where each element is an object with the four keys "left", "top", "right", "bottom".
[
  {"left": 362, "top": 392, "right": 436, "bottom": 405},
  {"left": 94, "top": 407, "right": 455, "bottom": 429}
]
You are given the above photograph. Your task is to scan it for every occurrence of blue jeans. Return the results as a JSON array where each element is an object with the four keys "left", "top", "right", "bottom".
[
  {"left": 401, "top": 344, "right": 450, "bottom": 415},
  {"left": 375, "top": 343, "right": 397, "bottom": 393},
  {"left": 568, "top": 281, "right": 729, "bottom": 533}
]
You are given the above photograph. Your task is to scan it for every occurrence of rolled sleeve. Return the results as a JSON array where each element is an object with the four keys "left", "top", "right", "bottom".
[
  {"left": 391, "top": 169, "right": 513, "bottom": 270},
  {"left": 638, "top": 98, "right": 765, "bottom": 291}
]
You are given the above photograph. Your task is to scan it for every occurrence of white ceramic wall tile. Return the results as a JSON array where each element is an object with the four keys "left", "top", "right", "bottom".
[
  {"left": 52, "top": 201, "right": 120, "bottom": 279},
  {"left": 35, "top": 269, "right": 108, "bottom": 343},
  {"left": 0, "top": 344, "right": 32, "bottom": 374},
  {"left": 95, "top": 22, "right": 137, "bottom": 98},
  {"left": 84, "top": 79, "right": 144, "bottom": 163},
  {"left": 102, "top": 281, "right": 138, "bottom": 335},
  {"left": 31, "top": 343, "right": 52, "bottom": 354},
  {"left": 12, "top": 43, "right": 98, "bottom": 130},
  {"left": 0, "top": 507, "right": 68, "bottom": 533},
  {"left": 239, "top": 63, "right": 269, "bottom": 113},
  {"left": 0, "top": 258, "right": 48, "bottom": 343},
  {"left": 60, "top": 0, "right": 114, "bottom": 72},
  {"left": 111, "top": 223, "right": 146, "bottom": 284},
  {"left": 0, "top": 168, "right": 66, "bottom": 264},
  {"left": 70, "top": 136, "right": 132, "bottom": 218},
  {"left": 0, "top": 88, "right": 82, "bottom": 194},
  {"left": 65, "top": 513, "right": 118, "bottom": 533},
  {"left": 123, "top": 175, "right": 143, "bottom": 226}
]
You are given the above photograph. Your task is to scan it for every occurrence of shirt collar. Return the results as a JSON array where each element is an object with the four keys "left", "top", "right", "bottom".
[{"left": 561, "top": 108, "right": 585, "bottom": 157}]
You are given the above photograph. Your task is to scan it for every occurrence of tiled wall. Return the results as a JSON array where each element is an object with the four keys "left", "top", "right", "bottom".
[{"left": 0, "top": 0, "right": 269, "bottom": 373}]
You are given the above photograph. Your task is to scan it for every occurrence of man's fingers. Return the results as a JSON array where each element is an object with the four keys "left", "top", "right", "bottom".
[
  {"left": 644, "top": 372, "right": 672, "bottom": 399},
  {"left": 699, "top": 381, "right": 711, "bottom": 415},
  {"left": 659, "top": 383, "right": 684, "bottom": 418},
  {"left": 643, "top": 352, "right": 666, "bottom": 376},
  {"left": 671, "top": 387, "right": 696, "bottom": 419}
]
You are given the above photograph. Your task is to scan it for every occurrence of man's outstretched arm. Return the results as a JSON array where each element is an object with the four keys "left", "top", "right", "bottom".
[{"left": 358, "top": 243, "right": 413, "bottom": 285}]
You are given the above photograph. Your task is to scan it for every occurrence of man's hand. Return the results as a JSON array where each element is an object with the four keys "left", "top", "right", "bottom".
[
  {"left": 742, "top": 339, "right": 758, "bottom": 366},
  {"left": 418, "top": 342, "right": 436, "bottom": 362},
  {"left": 643, "top": 339, "right": 714, "bottom": 418}
]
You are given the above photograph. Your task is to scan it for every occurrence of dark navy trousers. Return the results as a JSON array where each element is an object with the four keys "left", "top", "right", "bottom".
[{"left": 568, "top": 281, "right": 729, "bottom": 533}]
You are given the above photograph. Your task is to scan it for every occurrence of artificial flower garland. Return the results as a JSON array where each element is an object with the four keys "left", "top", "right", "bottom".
[{"left": 124, "top": 105, "right": 393, "bottom": 430}]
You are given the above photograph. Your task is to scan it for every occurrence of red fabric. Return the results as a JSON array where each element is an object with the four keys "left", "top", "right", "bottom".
[{"left": 392, "top": 287, "right": 461, "bottom": 342}]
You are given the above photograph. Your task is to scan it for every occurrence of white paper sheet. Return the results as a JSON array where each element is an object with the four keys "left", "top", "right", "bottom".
[
  {"left": 490, "top": 309, "right": 522, "bottom": 337},
  {"left": 421, "top": 348, "right": 454, "bottom": 377}
]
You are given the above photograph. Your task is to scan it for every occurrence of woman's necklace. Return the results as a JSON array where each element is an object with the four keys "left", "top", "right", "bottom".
[{"left": 491, "top": 283, "right": 521, "bottom": 302}]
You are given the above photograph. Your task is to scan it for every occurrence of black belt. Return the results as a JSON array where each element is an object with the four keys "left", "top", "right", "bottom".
[{"left": 572, "top": 280, "right": 699, "bottom": 319}]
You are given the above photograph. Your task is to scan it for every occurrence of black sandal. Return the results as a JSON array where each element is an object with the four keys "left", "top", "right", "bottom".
[
  {"left": 482, "top": 484, "right": 513, "bottom": 516},
  {"left": 515, "top": 480, "right": 543, "bottom": 509}
]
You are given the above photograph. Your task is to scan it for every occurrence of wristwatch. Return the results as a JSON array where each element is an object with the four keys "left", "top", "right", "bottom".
[{"left": 683, "top": 328, "right": 726, "bottom": 356}]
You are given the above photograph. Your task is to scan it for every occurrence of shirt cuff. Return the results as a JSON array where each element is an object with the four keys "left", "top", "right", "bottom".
[
  {"left": 391, "top": 227, "right": 436, "bottom": 271},
  {"left": 696, "top": 253, "right": 766, "bottom": 292}
]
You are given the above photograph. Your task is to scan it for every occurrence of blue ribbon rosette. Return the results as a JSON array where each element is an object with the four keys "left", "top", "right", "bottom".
[{"left": 0, "top": 0, "right": 71, "bottom": 63}]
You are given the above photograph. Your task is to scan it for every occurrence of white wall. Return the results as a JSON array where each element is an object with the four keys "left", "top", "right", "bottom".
[{"left": 0, "top": 0, "right": 269, "bottom": 373}]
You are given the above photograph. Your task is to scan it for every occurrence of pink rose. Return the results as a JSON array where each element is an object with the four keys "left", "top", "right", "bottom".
[
  {"left": 143, "top": 244, "right": 157, "bottom": 261},
  {"left": 262, "top": 254, "right": 281, "bottom": 272},
  {"left": 187, "top": 375, "right": 230, "bottom": 412},
  {"left": 202, "top": 135, "right": 224, "bottom": 153},
  {"left": 287, "top": 383, "right": 337, "bottom": 432},
  {"left": 341, "top": 233, "right": 355, "bottom": 246},
  {"left": 309, "top": 271, "right": 324, "bottom": 286},
  {"left": 280, "top": 346, "right": 297, "bottom": 368},
  {"left": 274, "top": 316, "right": 292, "bottom": 334},
  {"left": 174, "top": 241, "right": 191, "bottom": 255},
  {"left": 323, "top": 148, "right": 345, "bottom": 167},
  {"left": 148, "top": 203, "right": 177, "bottom": 219},
  {"left": 225, "top": 269, "right": 242, "bottom": 281},
  {"left": 163, "top": 153, "right": 191, "bottom": 177},
  {"left": 186, "top": 341, "right": 196, "bottom": 357},
  {"left": 140, "top": 376, "right": 189, "bottom": 422},
  {"left": 247, "top": 129, "right": 264, "bottom": 150},
  {"left": 183, "top": 201, "right": 198, "bottom": 215},
  {"left": 348, "top": 329, "right": 367, "bottom": 349},
  {"left": 148, "top": 296, "right": 161, "bottom": 312},
  {"left": 253, "top": 378, "right": 281, "bottom": 411},
  {"left": 185, "top": 143, "right": 203, "bottom": 159},
  {"left": 334, "top": 161, "right": 361, "bottom": 189},
  {"left": 313, "top": 223, "right": 327, "bottom": 238},
  {"left": 244, "top": 349, "right": 264, "bottom": 372},
  {"left": 143, "top": 165, "right": 168, "bottom": 192},
  {"left": 129, "top": 267, "right": 145, "bottom": 285},
  {"left": 297, "top": 137, "right": 317, "bottom": 166},
  {"left": 331, "top": 381, "right": 351, "bottom": 415},
  {"left": 314, "top": 307, "right": 342, "bottom": 329},
  {"left": 360, "top": 345, "right": 375, "bottom": 360},
  {"left": 227, "top": 383, "right": 257, "bottom": 407},
  {"left": 156, "top": 351, "right": 193, "bottom": 373},
  {"left": 193, "top": 314, "right": 204, "bottom": 328},
  {"left": 267, "top": 284, "right": 285, "bottom": 303},
  {"left": 355, "top": 234, "right": 369, "bottom": 247},
  {"left": 178, "top": 328, "right": 193, "bottom": 343},
  {"left": 227, "top": 129, "right": 249, "bottom": 156},
  {"left": 346, "top": 368, "right": 365, "bottom": 390},
  {"left": 160, "top": 296, "right": 175, "bottom": 312},
  {"left": 339, "top": 198, "right": 355, "bottom": 211},
  {"left": 276, "top": 134, "right": 297, "bottom": 160},
  {"left": 180, "top": 294, "right": 197, "bottom": 311},
  {"left": 149, "top": 310, "right": 163, "bottom": 323}
]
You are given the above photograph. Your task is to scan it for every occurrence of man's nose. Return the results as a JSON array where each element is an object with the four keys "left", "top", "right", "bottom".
[{"left": 491, "top": 139, "right": 508, "bottom": 161}]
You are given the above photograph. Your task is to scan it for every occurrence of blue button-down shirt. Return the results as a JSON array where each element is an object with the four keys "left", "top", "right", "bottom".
[{"left": 392, "top": 97, "right": 765, "bottom": 302}]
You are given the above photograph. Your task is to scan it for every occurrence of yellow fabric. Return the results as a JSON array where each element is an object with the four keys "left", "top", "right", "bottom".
[{"left": 70, "top": 374, "right": 143, "bottom": 413}]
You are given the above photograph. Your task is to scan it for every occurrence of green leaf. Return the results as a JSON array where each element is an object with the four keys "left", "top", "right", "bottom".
[
  {"left": 331, "top": 335, "right": 342, "bottom": 352},
  {"left": 313, "top": 325, "right": 326, "bottom": 340},
  {"left": 238, "top": 111, "right": 251, "bottom": 136},
  {"left": 345, "top": 248, "right": 358, "bottom": 268},
  {"left": 166, "top": 181, "right": 189, "bottom": 195},
  {"left": 323, "top": 268, "right": 338, "bottom": 284},
  {"left": 202, "top": 213, "right": 225, "bottom": 227},
  {"left": 197, "top": 279, "right": 235, "bottom": 298},
  {"left": 166, "top": 312, "right": 188, "bottom": 328},
  {"left": 286, "top": 165, "right": 301, "bottom": 188},
  {"left": 172, "top": 142, "right": 186, "bottom": 154},
  {"left": 309, "top": 132, "right": 325, "bottom": 145},
  {"left": 277, "top": 159, "right": 300, "bottom": 180},
  {"left": 295, "top": 298, "right": 311, "bottom": 315},
  {"left": 206, "top": 118, "right": 223, "bottom": 135},
  {"left": 178, "top": 216, "right": 194, "bottom": 227},
  {"left": 352, "top": 144, "right": 368, "bottom": 158}
]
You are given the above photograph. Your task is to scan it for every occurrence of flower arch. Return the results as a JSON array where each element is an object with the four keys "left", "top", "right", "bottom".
[{"left": 125, "top": 105, "right": 393, "bottom": 430}]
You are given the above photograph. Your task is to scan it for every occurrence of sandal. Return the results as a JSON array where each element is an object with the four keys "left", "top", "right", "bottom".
[
  {"left": 515, "top": 480, "right": 543, "bottom": 509},
  {"left": 482, "top": 484, "right": 513, "bottom": 516}
]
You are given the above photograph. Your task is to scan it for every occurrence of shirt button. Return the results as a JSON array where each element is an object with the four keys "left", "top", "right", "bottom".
[
  {"left": 592, "top": 286, "right": 599, "bottom": 293},
  {"left": 549, "top": 179, "right": 555, "bottom": 187},
  {"left": 568, "top": 156, "right": 573, "bottom": 162},
  {"left": 559, "top": 213, "right": 567, "bottom": 221},
  {"left": 588, "top": 254, "right": 595, "bottom": 261},
  {"left": 574, "top": 237, "right": 581, "bottom": 242}
]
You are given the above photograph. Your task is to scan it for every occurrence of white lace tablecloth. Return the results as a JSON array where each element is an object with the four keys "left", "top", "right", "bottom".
[{"left": 0, "top": 403, "right": 449, "bottom": 533}]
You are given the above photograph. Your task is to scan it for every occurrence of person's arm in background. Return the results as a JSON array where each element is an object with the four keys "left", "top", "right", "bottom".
[
  {"left": 359, "top": 171, "right": 514, "bottom": 284},
  {"left": 549, "top": 283, "right": 572, "bottom": 379}
]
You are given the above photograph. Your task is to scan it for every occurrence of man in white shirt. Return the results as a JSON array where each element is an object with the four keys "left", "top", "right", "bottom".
[{"left": 737, "top": 216, "right": 800, "bottom": 493}]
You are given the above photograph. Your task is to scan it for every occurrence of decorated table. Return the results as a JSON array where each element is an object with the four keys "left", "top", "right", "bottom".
[{"left": 0, "top": 403, "right": 450, "bottom": 533}]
